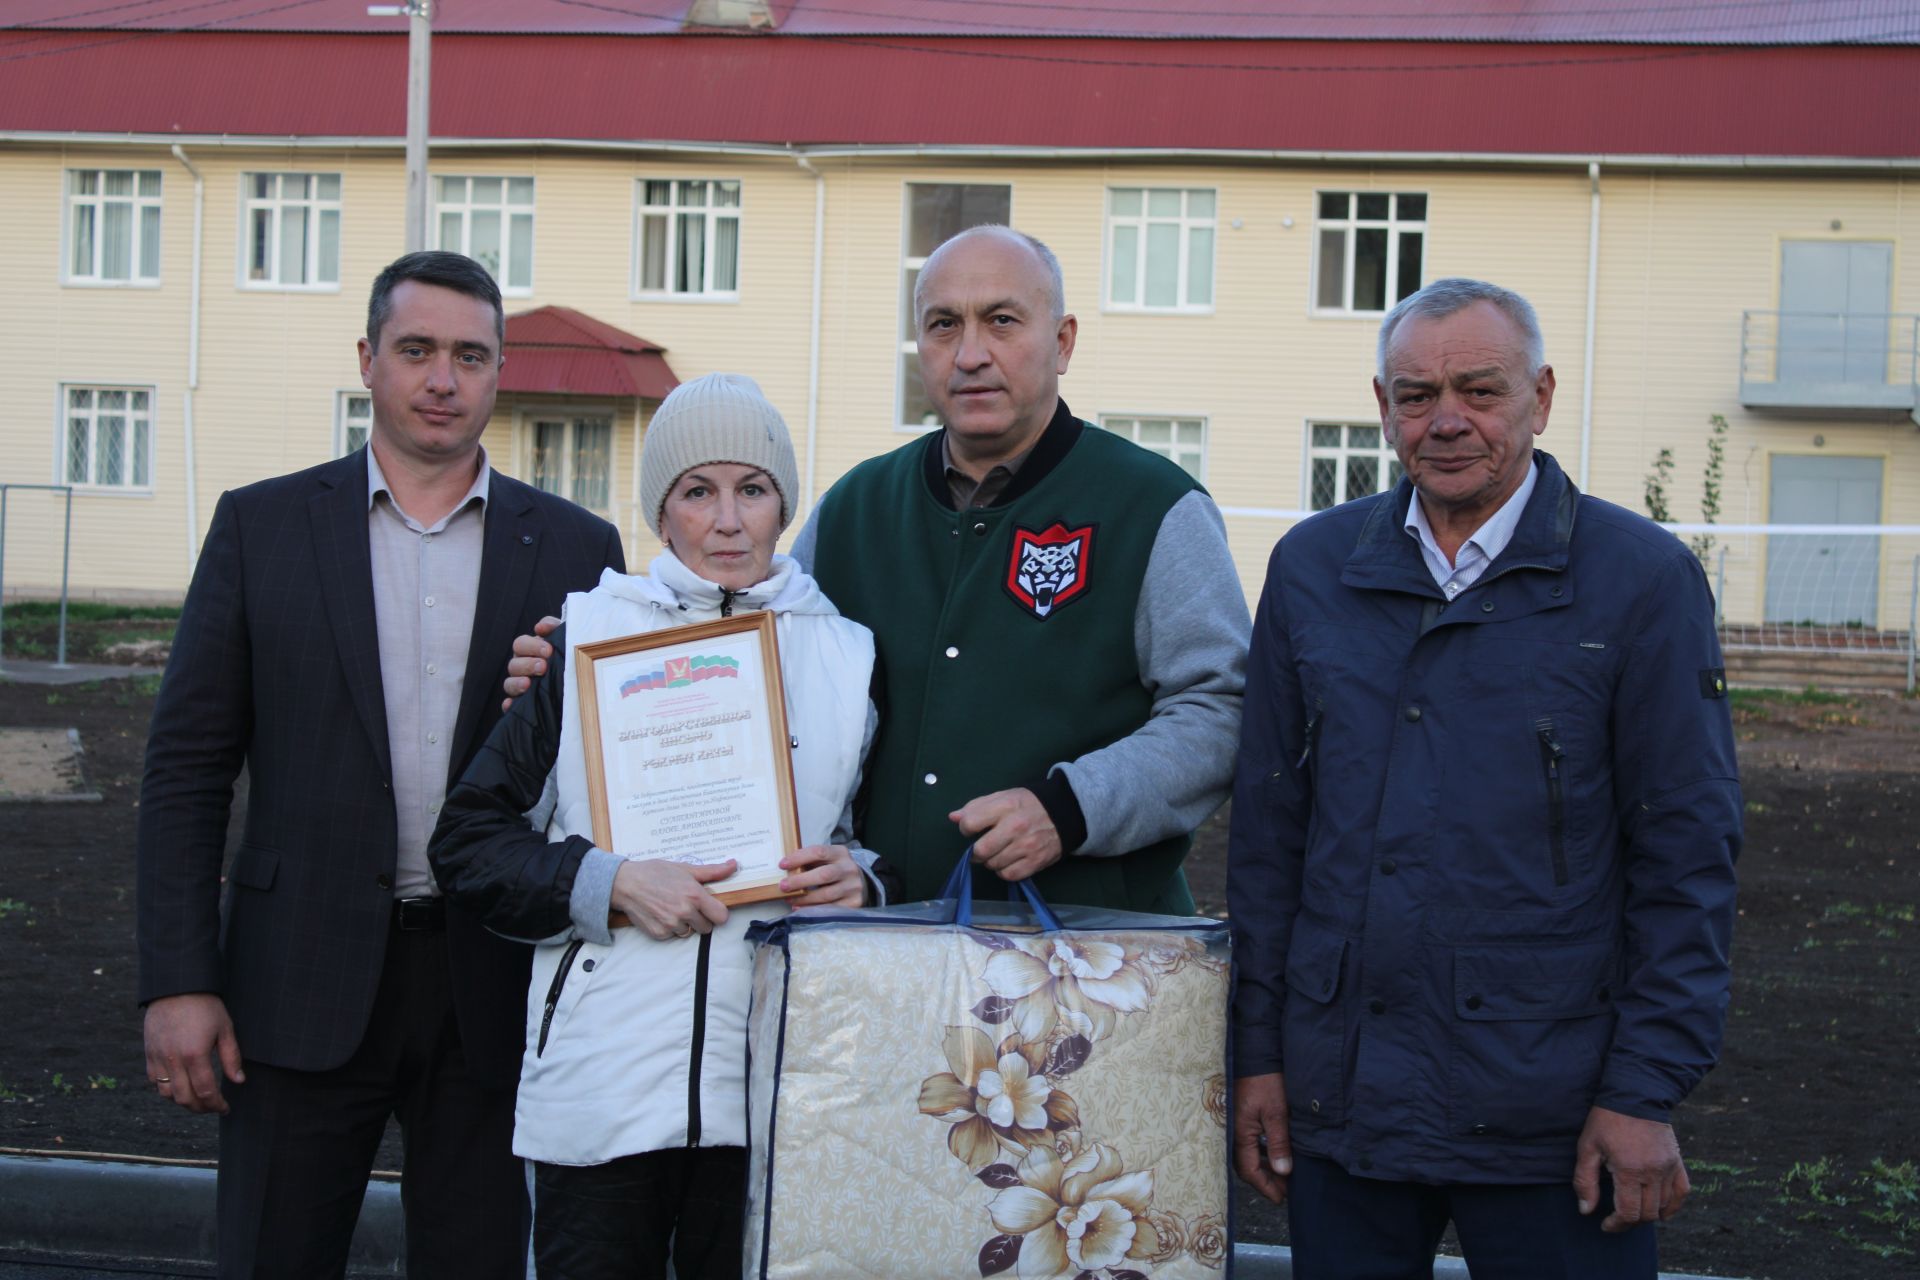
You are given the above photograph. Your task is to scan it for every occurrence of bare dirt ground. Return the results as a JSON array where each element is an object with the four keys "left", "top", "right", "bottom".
[{"left": 1, "top": 675, "right": 1915, "bottom": 1278}]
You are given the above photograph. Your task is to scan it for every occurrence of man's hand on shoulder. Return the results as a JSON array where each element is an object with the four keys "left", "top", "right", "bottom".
[
  {"left": 1233, "top": 1072, "right": 1293, "bottom": 1204},
  {"left": 143, "top": 993, "right": 244, "bottom": 1115},
  {"left": 1574, "top": 1105, "right": 1690, "bottom": 1232},
  {"left": 953, "top": 788, "right": 1062, "bottom": 883},
  {"left": 500, "top": 614, "right": 562, "bottom": 712}
]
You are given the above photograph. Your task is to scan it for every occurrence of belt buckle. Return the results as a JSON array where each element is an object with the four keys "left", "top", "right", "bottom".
[{"left": 394, "top": 896, "right": 444, "bottom": 931}]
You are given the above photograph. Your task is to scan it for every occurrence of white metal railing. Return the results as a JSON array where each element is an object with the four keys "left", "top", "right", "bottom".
[
  {"left": 1671, "top": 524, "right": 1920, "bottom": 692},
  {"left": 1740, "top": 309, "right": 1920, "bottom": 393},
  {"left": 0, "top": 482, "right": 76, "bottom": 667},
  {"left": 1218, "top": 511, "right": 1920, "bottom": 692}
]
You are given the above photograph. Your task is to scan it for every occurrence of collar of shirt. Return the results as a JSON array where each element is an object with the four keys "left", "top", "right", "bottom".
[
  {"left": 367, "top": 443, "right": 492, "bottom": 533},
  {"left": 941, "top": 430, "right": 1037, "bottom": 511},
  {"left": 1403, "top": 457, "right": 1539, "bottom": 598}
]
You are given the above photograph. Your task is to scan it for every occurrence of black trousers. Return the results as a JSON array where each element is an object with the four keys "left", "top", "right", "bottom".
[
  {"left": 532, "top": 1146, "right": 748, "bottom": 1280},
  {"left": 1287, "top": 1152, "right": 1659, "bottom": 1280},
  {"left": 215, "top": 922, "right": 527, "bottom": 1279}
]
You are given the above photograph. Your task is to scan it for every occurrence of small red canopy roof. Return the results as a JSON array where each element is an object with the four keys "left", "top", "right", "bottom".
[{"left": 501, "top": 307, "right": 679, "bottom": 401}]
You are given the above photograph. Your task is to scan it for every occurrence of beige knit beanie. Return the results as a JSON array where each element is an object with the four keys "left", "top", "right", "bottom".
[{"left": 639, "top": 373, "right": 800, "bottom": 538}]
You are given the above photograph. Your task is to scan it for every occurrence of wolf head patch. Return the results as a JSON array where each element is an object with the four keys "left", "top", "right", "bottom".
[{"left": 1005, "top": 523, "right": 1094, "bottom": 619}]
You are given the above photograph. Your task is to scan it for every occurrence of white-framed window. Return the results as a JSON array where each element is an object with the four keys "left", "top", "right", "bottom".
[
  {"left": 1106, "top": 188, "right": 1215, "bottom": 311},
  {"left": 242, "top": 172, "right": 341, "bottom": 289},
  {"left": 633, "top": 179, "right": 740, "bottom": 298},
  {"left": 1102, "top": 414, "right": 1206, "bottom": 480},
  {"left": 527, "top": 414, "right": 613, "bottom": 511},
  {"left": 65, "top": 169, "right": 162, "bottom": 284},
  {"left": 899, "top": 182, "right": 1012, "bottom": 430},
  {"left": 62, "top": 385, "right": 154, "bottom": 490},
  {"left": 336, "top": 391, "right": 372, "bottom": 457},
  {"left": 1307, "top": 422, "right": 1402, "bottom": 510},
  {"left": 1313, "top": 191, "right": 1426, "bottom": 315},
  {"left": 436, "top": 175, "right": 535, "bottom": 293}
]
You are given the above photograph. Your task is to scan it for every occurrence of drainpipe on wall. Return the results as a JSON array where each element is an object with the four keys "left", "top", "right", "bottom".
[
  {"left": 170, "top": 144, "right": 205, "bottom": 572},
  {"left": 631, "top": 397, "right": 645, "bottom": 555},
  {"left": 791, "top": 148, "right": 826, "bottom": 522},
  {"left": 1578, "top": 160, "right": 1600, "bottom": 491}
]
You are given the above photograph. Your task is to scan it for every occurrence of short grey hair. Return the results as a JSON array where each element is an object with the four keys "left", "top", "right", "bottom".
[
  {"left": 913, "top": 225, "right": 1067, "bottom": 324},
  {"left": 1376, "top": 277, "right": 1545, "bottom": 382}
]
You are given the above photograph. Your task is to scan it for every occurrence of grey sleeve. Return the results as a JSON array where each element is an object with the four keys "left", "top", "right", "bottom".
[
  {"left": 787, "top": 507, "right": 821, "bottom": 575},
  {"left": 565, "top": 847, "right": 623, "bottom": 946},
  {"left": 1055, "top": 490, "right": 1250, "bottom": 856}
]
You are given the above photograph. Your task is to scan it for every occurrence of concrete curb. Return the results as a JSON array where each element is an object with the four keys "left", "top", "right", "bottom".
[
  {"left": 0, "top": 661, "right": 154, "bottom": 686},
  {"left": 0, "top": 1154, "right": 401, "bottom": 1276},
  {"left": 0, "top": 1154, "right": 1748, "bottom": 1279}
]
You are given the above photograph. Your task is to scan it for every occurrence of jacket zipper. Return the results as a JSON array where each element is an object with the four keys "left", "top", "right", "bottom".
[
  {"left": 686, "top": 932, "right": 713, "bottom": 1146},
  {"left": 536, "top": 938, "right": 586, "bottom": 1057},
  {"left": 1296, "top": 695, "right": 1325, "bottom": 771},
  {"left": 684, "top": 586, "right": 731, "bottom": 1143},
  {"left": 1534, "top": 716, "right": 1569, "bottom": 886}
]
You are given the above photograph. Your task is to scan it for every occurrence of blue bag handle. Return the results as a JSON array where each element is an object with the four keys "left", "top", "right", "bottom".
[{"left": 940, "top": 846, "right": 1065, "bottom": 932}]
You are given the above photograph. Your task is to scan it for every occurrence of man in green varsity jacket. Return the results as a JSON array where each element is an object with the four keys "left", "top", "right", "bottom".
[
  {"left": 505, "top": 226, "right": 1247, "bottom": 911},
  {"left": 789, "top": 226, "right": 1249, "bottom": 911}
]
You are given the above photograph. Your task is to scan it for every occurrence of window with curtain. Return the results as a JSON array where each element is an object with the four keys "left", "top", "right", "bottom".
[
  {"left": 242, "top": 172, "right": 342, "bottom": 289},
  {"left": 1101, "top": 415, "right": 1206, "bottom": 480},
  {"left": 634, "top": 180, "right": 741, "bottom": 297},
  {"left": 1306, "top": 422, "right": 1403, "bottom": 510},
  {"left": 66, "top": 170, "right": 162, "bottom": 284},
  {"left": 528, "top": 416, "right": 613, "bottom": 511},
  {"left": 64, "top": 385, "right": 154, "bottom": 489},
  {"left": 898, "top": 182, "right": 1013, "bottom": 430},
  {"left": 435, "top": 176, "right": 536, "bottom": 293},
  {"left": 1313, "top": 191, "right": 1426, "bottom": 315},
  {"left": 1106, "top": 188, "right": 1216, "bottom": 311},
  {"left": 336, "top": 392, "right": 372, "bottom": 456}
]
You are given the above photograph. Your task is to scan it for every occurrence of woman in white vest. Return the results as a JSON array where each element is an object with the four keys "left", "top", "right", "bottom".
[{"left": 431, "top": 373, "right": 887, "bottom": 1280}]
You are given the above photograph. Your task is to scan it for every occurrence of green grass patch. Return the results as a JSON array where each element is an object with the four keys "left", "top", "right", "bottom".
[
  {"left": 1765, "top": 1156, "right": 1920, "bottom": 1258},
  {"left": 115, "top": 673, "right": 165, "bottom": 702},
  {"left": 3, "top": 602, "right": 177, "bottom": 623},
  {"left": 1730, "top": 686, "right": 1859, "bottom": 711},
  {"left": 1, "top": 600, "right": 180, "bottom": 662}
]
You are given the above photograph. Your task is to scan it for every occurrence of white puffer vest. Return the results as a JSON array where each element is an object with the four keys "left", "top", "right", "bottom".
[{"left": 514, "top": 553, "right": 874, "bottom": 1166}]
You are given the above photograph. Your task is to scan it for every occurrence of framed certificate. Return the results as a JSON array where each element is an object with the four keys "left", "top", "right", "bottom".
[{"left": 574, "top": 611, "right": 800, "bottom": 908}]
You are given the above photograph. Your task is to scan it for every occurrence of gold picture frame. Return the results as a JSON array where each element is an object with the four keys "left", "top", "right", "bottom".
[{"left": 574, "top": 611, "right": 801, "bottom": 909}]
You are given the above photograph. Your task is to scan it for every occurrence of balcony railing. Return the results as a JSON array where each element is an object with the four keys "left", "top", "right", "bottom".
[{"left": 1739, "top": 309, "right": 1919, "bottom": 419}]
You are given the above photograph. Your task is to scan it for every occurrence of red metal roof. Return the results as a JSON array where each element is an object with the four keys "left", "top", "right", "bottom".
[
  {"left": 0, "top": 32, "right": 1913, "bottom": 158},
  {"left": 501, "top": 307, "right": 679, "bottom": 400},
  {"left": 4, "top": 0, "right": 1917, "bottom": 43}
]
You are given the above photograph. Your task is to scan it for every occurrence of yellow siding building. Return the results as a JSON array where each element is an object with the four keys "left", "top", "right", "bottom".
[{"left": 3, "top": 8, "right": 1917, "bottom": 637}]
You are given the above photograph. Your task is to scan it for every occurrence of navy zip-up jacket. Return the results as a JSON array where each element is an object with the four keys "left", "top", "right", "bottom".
[{"left": 1228, "top": 450, "right": 1741, "bottom": 1184}]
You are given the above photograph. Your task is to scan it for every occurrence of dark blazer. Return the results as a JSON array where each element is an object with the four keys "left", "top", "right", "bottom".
[{"left": 137, "top": 450, "right": 624, "bottom": 1087}]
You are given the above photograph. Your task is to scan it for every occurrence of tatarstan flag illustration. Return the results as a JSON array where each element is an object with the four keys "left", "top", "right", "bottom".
[{"left": 620, "top": 653, "right": 741, "bottom": 696}]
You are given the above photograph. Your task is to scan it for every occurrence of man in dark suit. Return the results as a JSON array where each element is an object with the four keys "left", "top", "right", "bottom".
[{"left": 137, "top": 251, "right": 624, "bottom": 1277}]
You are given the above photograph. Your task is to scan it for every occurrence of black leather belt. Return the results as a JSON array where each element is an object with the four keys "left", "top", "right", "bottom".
[{"left": 392, "top": 896, "right": 446, "bottom": 932}]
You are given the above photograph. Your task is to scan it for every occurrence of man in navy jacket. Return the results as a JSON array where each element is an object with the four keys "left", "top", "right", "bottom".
[{"left": 1229, "top": 278, "right": 1740, "bottom": 1279}]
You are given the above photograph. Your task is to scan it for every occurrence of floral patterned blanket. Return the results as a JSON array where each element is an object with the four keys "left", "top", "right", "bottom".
[{"left": 746, "top": 901, "right": 1231, "bottom": 1280}]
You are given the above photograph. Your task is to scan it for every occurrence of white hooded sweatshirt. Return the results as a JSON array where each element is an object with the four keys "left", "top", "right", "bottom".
[{"left": 515, "top": 552, "right": 875, "bottom": 1165}]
